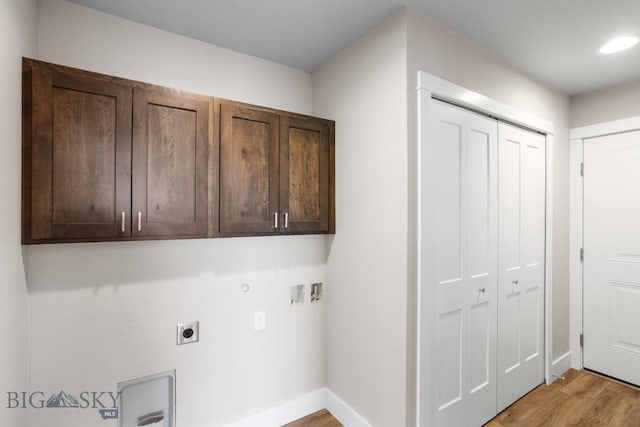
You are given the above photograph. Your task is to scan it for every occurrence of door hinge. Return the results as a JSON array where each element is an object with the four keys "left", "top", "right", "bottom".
[
  {"left": 580, "top": 162, "right": 584, "bottom": 177},
  {"left": 580, "top": 248, "right": 584, "bottom": 263},
  {"left": 580, "top": 333, "right": 584, "bottom": 347}
]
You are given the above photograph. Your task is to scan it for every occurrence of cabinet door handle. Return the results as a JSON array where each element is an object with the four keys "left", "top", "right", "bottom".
[
  {"left": 121, "top": 212, "right": 126, "bottom": 232},
  {"left": 273, "top": 212, "right": 279, "bottom": 229},
  {"left": 137, "top": 211, "right": 142, "bottom": 232},
  {"left": 284, "top": 212, "right": 289, "bottom": 229}
]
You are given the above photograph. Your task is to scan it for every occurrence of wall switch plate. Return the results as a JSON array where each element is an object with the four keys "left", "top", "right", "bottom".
[
  {"left": 254, "top": 311, "right": 266, "bottom": 332},
  {"left": 310, "top": 282, "right": 323, "bottom": 303},
  {"left": 177, "top": 321, "right": 199, "bottom": 345},
  {"left": 290, "top": 284, "right": 305, "bottom": 306}
]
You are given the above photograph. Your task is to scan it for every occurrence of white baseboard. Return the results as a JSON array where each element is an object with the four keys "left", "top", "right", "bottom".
[
  {"left": 223, "top": 389, "right": 326, "bottom": 427},
  {"left": 222, "top": 388, "right": 371, "bottom": 427},
  {"left": 326, "top": 389, "right": 373, "bottom": 427},
  {"left": 550, "top": 351, "right": 572, "bottom": 382}
]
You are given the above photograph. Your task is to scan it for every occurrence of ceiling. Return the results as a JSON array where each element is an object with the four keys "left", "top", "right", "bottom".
[{"left": 69, "top": 0, "right": 640, "bottom": 95}]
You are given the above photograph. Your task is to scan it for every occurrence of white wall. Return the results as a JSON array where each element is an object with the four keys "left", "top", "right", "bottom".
[
  {"left": 37, "top": 0, "right": 311, "bottom": 113},
  {"left": 0, "top": 0, "right": 37, "bottom": 426},
  {"left": 571, "top": 79, "right": 640, "bottom": 127},
  {"left": 406, "top": 8, "right": 571, "bottom": 422},
  {"left": 22, "top": 2, "right": 577, "bottom": 426},
  {"left": 312, "top": 11, "right": 409, "bottom": 427},
  {"left": 314, "top": 7, "right": 571, "bottom": 426},
  {"left": 27, "top": 1, "right": 326, "bottom": 426}
]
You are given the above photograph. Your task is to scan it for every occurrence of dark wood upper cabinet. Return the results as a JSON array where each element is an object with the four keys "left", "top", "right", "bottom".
[
  {"left": 132, "top": 89, "right": 210, "bottom": 238},
  {"left": 280, "top": 115, "right": 334, "bottom": 234},
  {"left": 23, "top": 64, "right": 133, "bottom": 242},
  {"left": 220, "top": 103, "right": 280, "bottom": 235},
  {"left": 22, "top": 59, "right": 334, "bottom": 243},
  {"left": 220, "top": 101, "right": 335, "bottom": 236},
  {"left": 22, "top": 59, "right": 211, "bottom": 243}
]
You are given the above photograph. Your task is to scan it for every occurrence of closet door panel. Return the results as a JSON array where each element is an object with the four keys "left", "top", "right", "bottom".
[
  {"left": 522, "top": 143, "right": 546, "bottom": 264},
  {"left": 521, "top": 142, "right": 545, "bottom": 364},
  {"left": 467, "top": 125, "right": 491, "bottom": 276},
  {"left": 437, "top": 309, "right": 463, "bottom": 411},
  {"left": 435, "top": 117, "right": 462, "bottom": 283},
  {"left": 469, "top": 302, "right": 491, "bottom": 391},
  {"left": 497, "top": 123, "right": 545, "bottom": 412},
  {"left": 497, "top": 134, "right": 522, "bottom": 374},
  {"left": 498, "top": 137, "right": 521, "bottom": 271},
  {"left": 465, "top": 113, "right": 498, "bottom": 427},
  {"left": 430, "top": 102, "right": 466, "bottom": 427},
  {"left": 522, "top": 286, "right": 542, "bottom": 359},
  {"left": 421, "top": 100, "right": 498, "bottom": 427}
]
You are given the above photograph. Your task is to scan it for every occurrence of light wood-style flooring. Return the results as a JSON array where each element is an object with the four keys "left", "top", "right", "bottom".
[
  {"left": 285, "top": 369, "right": 640, "bottom": 427},
  {"left": 487, "top": 369, "right": 640, "bottom": 426},
  {"left": 283, "top": 409, "right": 342, "bottom": 427}
]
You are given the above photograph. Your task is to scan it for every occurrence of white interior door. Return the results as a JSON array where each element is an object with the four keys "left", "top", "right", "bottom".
[
  {"left": 583, "top": 130, "right": 640, "bottom": 386},
  {"left": 497, "top": 123, "right": 545, "bottom": 412},
  {"left": 421, "top": 100, "right": 497, "bottom": 426}
]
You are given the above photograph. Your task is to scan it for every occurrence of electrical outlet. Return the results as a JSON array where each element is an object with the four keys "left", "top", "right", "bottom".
[
  {"left": 177, "top": 321, "right": 199, "bottom": 345},
  {"left": 311, "top": 282, "right": 323, "bottom": 303},
  {"left": 254, "top": 311, "right": 266, "bottom": 332}
]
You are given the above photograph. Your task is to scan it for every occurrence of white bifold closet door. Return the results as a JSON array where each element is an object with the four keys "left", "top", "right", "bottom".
[
  {"left": 425, "top": 100, "right": 498, "bottom": 427},
  {"left": 422, "top": 101, "right": 545, "bottom": 426},
  {"left": 496, "top": 123, "right": 546, "bottom": 412}
]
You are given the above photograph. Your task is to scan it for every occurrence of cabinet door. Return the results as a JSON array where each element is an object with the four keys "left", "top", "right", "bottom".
[
  {"left": 220, "top": 103, "right": 280, "bottom": 235},
  {"left": 132, "top": 89, "right": 210, "bottom": 238},
  {"left": 280, "top": 116, "right": 333, "bottom": 233},
  {"left": 26, "top": 68, "right": 132, "bottom": 241}
]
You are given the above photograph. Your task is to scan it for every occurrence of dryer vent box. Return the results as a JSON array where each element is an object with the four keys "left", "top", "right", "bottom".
[{"left": 118, "top": 370, "right": 175, "bottom": 427}]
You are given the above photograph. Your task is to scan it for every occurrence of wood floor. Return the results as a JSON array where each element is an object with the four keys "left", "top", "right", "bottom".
[
  {"left": 283, "top": 409, "right": 342, "bottom": 427},
  {"left": 486, "top": 369, "right": 640, "bottom": 427},
  {"left": 285, "top": 369, "right": 640, "bottom": 427}
]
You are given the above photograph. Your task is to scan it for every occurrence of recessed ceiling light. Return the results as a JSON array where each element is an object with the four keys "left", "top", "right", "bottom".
[{"left": 599, "top": 36, "right": 639, "bottom": 54}]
